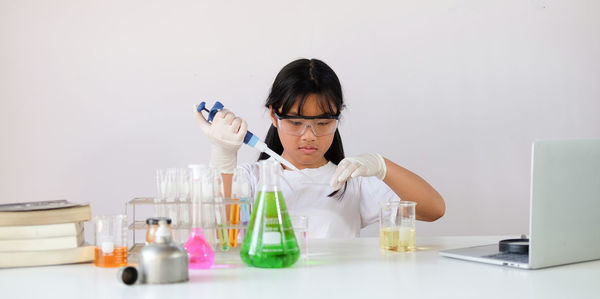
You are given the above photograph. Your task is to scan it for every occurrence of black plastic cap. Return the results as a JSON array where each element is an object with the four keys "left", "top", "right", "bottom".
[
  {"left": 119, "top": 266, "right": 138, "bottom": 285},
  {"left": 145, "top": 217, "right": 172, "bottom": 225}
]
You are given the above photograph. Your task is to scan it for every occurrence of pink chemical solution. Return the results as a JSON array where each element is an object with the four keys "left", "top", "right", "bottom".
[{"left": 184, "top": 228, "right": 214, "bottom": 269}]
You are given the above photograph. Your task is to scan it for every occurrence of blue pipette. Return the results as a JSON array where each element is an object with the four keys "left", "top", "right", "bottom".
[{"left": 197, "top": 101, "right": 301, "bottom": 172}]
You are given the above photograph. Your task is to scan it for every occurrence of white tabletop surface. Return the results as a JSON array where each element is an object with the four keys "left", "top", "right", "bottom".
[{"left": 1, "top": 236, "right": 599, "bottom": 299}]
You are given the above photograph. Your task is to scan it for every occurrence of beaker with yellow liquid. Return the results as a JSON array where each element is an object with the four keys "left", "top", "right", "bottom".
[{"left": 379, "top": 201, "right": 416, "bottom": 252}]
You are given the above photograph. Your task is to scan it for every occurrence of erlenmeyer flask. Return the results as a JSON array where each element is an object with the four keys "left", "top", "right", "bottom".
[
  {"left": 184, "top": 164, "right": 214, "bottom": 269},
  {"left": 240, "top": 160, "right": 300, "bottom": 268}
]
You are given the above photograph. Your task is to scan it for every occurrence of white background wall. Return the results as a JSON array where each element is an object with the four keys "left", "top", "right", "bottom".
[{"left": 1, "top": 0, "right": 599, "bottom": 237}]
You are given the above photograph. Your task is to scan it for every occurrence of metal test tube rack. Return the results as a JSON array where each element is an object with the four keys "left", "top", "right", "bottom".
[
  {"left": 125, "top": 197, "right": 252, "bottom": 260},
  {"left": 125, "top": 197, "right": 192, "bottom": 261}
]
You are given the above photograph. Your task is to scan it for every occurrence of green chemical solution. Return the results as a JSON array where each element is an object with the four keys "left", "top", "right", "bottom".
[
  {"left": 240, "top": 160, "right": 299, "bottom": 268},
  {"left": 240, "top": 191, "right": 299, "bottom": 268}
]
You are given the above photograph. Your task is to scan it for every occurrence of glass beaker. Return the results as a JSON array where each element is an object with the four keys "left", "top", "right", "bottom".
[
  {"left": 240, "top": 160, "right": 299, "bottom": 268},
  {"left": 94, "top": 215, "right": 128, "bottom": 267},
  {"left": 290, "top": 215, "right": 308, "bottom": 259},
  {"left": 379, "top": 200, "right": 416, "bottom": 252}
]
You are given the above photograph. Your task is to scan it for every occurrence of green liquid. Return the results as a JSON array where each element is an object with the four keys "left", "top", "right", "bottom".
[{"left": 240, "top": 191, "right": 300, "bottom": 268}]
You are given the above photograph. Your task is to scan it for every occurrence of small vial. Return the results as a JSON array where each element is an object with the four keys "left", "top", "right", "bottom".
[{"left": 146, "top": 217, "right": 172, "bottom": 244}]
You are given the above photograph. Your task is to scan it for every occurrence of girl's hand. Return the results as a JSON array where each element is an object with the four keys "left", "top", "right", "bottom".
[
  {"left": 194, "top": 105, "right": 248, "bottom": 173},
  {"left": 329, "top": 153, "right": 387, "bottom": 191}
]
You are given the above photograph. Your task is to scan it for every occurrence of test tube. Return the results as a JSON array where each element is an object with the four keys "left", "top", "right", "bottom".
[
  {"left": 229, "top": 167, "right": 251, "bottom": 248},
  {"left": 156, "top": 169, "right": 171, "bottom": 218},
  {"left": 177, "top": 168, "right": 191, "bottom": 243},
  {"left": 199, "top": 168, "right": 228, "bottom": 251},
  {"left": 165, "top": 168, "right": 179, "bottom": 233},
  {"left": 212, "top": 170, "right": 229, "bottom": 251}
]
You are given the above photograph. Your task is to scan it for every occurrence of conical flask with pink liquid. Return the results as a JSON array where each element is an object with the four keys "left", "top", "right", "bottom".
[{"left": 184, "top": 164, "right": 214, "bottom": 269}]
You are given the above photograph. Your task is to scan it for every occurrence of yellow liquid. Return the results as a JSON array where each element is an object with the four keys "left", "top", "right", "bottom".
[{"left": 380, "top": 227, "right": 416, "bottom": 252}]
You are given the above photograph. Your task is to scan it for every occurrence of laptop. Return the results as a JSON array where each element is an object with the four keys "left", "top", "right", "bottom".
[{"left": 439, "top": 139, "right": 600, "bottom": 269}]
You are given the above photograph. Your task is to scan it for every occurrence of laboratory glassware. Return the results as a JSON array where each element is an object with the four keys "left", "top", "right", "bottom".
[
  {"left": 379, "top": 200, "right": 417, "bottom": 252},
  {"left": 94, "top": 215, "right": 128, "bottom": 267},
  {"left": 184, "top": 164, "right": 214, "bottom": 269},
  {"left": 290, "top": 215, "right": 308, "bottom": 259},
  {"left": 240, "top": 160, "right": 300, "bottom": 268},
  {"left": 229, "top": 167, "right": 252, "bottom": 248},
  {"left": 156, "top": 168, "right": 193, "bottom": 243},
  {"left": 197, "top": 167, "right": 230, "bottom": 251},
  {"left": 176, "top": 168, "right": 191, "bottom": 243}
]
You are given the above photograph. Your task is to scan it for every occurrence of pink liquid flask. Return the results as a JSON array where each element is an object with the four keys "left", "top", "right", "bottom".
[
  {"left": 186, "top": 165, "right": 217, "bottom": 269},
  {"left": 184, "top": 228, "right": 214, "bottom": 269}
]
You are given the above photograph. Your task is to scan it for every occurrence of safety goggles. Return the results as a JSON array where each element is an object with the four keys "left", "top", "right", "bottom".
[{"left": 275, "top": 113, "right": 339, "bottom": 137}]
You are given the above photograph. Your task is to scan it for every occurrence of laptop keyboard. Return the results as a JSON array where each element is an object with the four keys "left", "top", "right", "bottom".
[{"left": 484, "top": 252, "right": 529, "bottom": 264}]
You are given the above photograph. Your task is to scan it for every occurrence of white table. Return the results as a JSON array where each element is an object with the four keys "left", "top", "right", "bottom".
[{"left": 1, "top": 236, "right": 599, "bottom": 299}]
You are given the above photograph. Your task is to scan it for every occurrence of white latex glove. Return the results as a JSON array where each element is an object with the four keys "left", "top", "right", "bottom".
[
  {"left": 194, "top": 105, "right": 248, "bottom": 173},
  {"left": 329, "top": 153, "right": 387, "bottom": 191}
]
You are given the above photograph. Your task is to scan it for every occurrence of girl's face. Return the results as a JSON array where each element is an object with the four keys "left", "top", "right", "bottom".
[{"left": 269, "top": 94, "right": 337, "bottom": 170}]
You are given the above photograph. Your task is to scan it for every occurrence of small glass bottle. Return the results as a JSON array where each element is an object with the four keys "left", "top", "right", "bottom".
[
  {"left": 146, "top": 217, "right": 172, "bottom": 244},
  {"left": 240, "top": 160, "right": 299, "bottom": 268}
]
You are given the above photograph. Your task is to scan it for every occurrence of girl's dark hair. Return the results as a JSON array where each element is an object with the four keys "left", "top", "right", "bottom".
[{"left": 258, "top": 58, "right": 347, "bottom": 197}]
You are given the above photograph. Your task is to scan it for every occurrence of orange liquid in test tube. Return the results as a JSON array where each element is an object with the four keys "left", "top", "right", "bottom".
[{"left": 228, "top": 198, "right": 241, "bottom": 248}]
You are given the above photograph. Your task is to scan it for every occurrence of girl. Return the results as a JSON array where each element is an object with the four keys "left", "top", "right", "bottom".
[{"left": 195, "top": 58, "right": 445, "bottom": 238}]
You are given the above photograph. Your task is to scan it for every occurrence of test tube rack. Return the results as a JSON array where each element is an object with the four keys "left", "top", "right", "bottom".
[
  {"left": 125, "top": 197, "right": 253, "bottom": 260},
  {"left": 125, "top": 197, "right": 192, "bottom": 260}
]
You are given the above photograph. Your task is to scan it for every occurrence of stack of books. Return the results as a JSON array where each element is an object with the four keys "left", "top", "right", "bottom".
[{"left": 0, "top": 200, "right": 93, "bottom": 268}]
